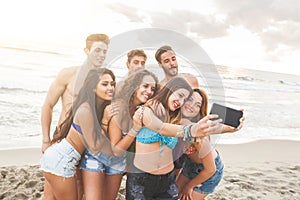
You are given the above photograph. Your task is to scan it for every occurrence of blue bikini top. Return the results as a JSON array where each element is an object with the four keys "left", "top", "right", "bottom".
[
  {"left": 136, "top": 127, "right": 178, "bottom": 150},
  {"left": 72, "top": 122, "right": 83, "bottom": 135}
]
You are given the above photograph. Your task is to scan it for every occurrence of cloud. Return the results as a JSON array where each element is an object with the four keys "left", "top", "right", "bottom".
[
  {"left": 150, "top": 9, "right": 229, "bottom": 39},
  {"left": 260, "top": 21, "right": 300, "bottom": 51},
  {"left": 105, "top": 3, "right": 144, "bottom": 23},
  {"left": 215, "top": 0, "right": 300, "bottom": 52},
  {"left": 106, "top": 4, "right": 229, "bottom": 39},
  {"left": 106, "top": 1, "right": 300, "bottom": 57}
]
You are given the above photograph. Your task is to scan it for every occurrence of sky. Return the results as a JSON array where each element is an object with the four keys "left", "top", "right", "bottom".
[{"left": 0, "top": 0, "right": 300, "bottom": 75}]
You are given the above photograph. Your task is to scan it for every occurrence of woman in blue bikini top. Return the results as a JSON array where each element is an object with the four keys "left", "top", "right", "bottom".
[
  {"left": 136, "top": 127, "right": 178, "bottom": 150},
  {"left": 133, "top": 77, "right": 193, "bottom": 174},
  {"left": 135, "top": 102, "right": 179, "bottom": 150},
  {"left": 126, "top": 76, "right": 227, "bottom": 200}
]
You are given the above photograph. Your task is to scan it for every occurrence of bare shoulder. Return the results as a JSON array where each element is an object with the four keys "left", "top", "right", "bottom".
[
  {"left": 58, "top": 66, "right": 79, "bottom": 78},
  {"left": 78, "top": 102, "right": 92, "bottom": 113},
  {"left": 55, "top": 67, "right": 79, "bottom": 85},
  {"left": 74, "top": 102, "right": 92, "bottom": 120}
]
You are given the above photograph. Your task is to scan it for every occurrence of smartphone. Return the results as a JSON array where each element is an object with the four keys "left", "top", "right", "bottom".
[{"left": 209, "top": 103, "right": 243, "bottom": 128}]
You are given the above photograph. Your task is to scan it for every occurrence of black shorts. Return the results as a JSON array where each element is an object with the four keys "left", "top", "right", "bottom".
[{"left": 126, "top": 165, "right": 178, "bottom": 200}]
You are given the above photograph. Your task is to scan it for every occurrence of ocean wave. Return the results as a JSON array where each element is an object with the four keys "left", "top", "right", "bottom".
[
  {"left": 222, "top": 75, "right": 264, "bottom": 82},
  {"left": 237, "top": 76, "right": 254, "bottom": 81},
  {"left": 279, "top": 80, "right": 300, "bottom": 86},
  {"left": 0, "top": 86, "right": 47, "bottom": 93},
  {"left": 0, "top": 63, "right": 31, "bottom": 71},
  {"left": 0, "top": 45, "right": 63, "bottom": 55},
  {"left": 223, "top": 84, "right": 300, "bottom": 93}
]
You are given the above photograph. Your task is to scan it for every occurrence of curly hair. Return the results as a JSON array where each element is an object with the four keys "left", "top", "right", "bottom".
[{"left": 113, "top": 69, "right": 159, "bottom": 130}]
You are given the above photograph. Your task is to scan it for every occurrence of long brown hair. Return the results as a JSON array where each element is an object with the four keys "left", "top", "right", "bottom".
[
  {"left": 146, "top": 77, "right": 193, "bottom": 124},
  {"left": 51, "top": 68, "right": 115, "bottom": 145},
  {"left": 189, "top": 88, "right": 209, "bottom": 123},
  {"left": 189, "top": 88, "right": 210, "bottom": 151},
  {"left": 114, "top": 69, "right": 159, "bottom": 131}
]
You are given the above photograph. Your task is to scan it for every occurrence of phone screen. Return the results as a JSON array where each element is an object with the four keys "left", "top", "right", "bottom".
[{"left": 209, "top": 103, "right": 243, "bottom": 128}]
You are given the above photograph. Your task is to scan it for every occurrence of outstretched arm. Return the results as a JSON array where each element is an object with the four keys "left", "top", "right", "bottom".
[
  {"left": 221, "top": 112, "right": 245, "bottom": 133},
  {"left": 140, "top": 106, "right": 223, "bottom": 138}
]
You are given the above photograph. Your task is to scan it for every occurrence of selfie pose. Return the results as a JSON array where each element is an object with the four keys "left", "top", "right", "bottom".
[
  {"left": 126, "top": 77, "right": 229, "bottom": 199},
  {"left": 177, "top": 88, "right": 244, "bottom": 200}
]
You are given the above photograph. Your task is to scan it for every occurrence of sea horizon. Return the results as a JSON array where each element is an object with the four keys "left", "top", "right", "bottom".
[{"left": 0, "top": 44, "right": 299, "bottom": 150}]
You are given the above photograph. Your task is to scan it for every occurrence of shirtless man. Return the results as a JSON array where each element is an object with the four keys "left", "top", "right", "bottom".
[
  {"left": 114, "top": 49, "right": 147, "bottom": 95},
  {"left": 126, "top": 49, "right": 147, "bottom": 74},
  {"left": 41, "top": 33, "right": 109, "bottom": 200},
  {"left": 155, "top": 45, "right": 199, "bottom": 88},
  {"left": 41, "top": 33, "right": 109, "bottom": 150}
]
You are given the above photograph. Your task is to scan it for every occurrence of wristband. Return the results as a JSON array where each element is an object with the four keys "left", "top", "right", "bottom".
[
  {"left": 176, "top": 125, "right": 184, "bottom": 138},
  {"left": 132, "top": 127, "right": 140, "bottom": 133},
  {"left": 127, "top": 127, "right": 139, "bottom": 137},
  {"left": 183, "top": 125, "right": 189, "bottom": 141}
]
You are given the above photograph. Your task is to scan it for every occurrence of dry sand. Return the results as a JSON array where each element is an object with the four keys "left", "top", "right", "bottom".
[{"left": 0, "top": 139, "right": 299, "bottom": 199}]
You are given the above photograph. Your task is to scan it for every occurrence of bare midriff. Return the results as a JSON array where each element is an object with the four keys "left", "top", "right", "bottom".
[{"left": 134, "top": 141, "right": 174, "bottom": 175}]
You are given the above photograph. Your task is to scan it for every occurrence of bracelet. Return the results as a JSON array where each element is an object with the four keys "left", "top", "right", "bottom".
[
  {"left": 190, "top": 124, "right": 196, "bottom": 137},
  {"left": 187, "top": 125, "right": 193, "bottom": 143},
  {"left": 43, "top": 140, "right": 50, "bottom": 144},
  {"left": 176, "top": 125, "right": 185, "bottom": 138},
  {"left": 157, "top": 122, "right": 165, "bottom": 133},
  {"left": 183, "top": 125, "right": 189, "bottom": 141},
  {"left": 101, "top": 122, "right": 108, "bottom": 126},
  {"left": 127, "top": 133, "right": 137, "bottom": 137},
  {"left": 183, "top": 124, "right": 193, "bottom": 143},
  {"left": 132, "top": 127, "right": 140, "bottom": 133},
  {"left": 127, "top": 127, "right": 139, "bottom": 137}
]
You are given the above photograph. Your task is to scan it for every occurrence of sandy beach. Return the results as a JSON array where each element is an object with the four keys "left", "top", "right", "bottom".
[{"left": 0, "top": 139, "right": 299, "bottom": 200}]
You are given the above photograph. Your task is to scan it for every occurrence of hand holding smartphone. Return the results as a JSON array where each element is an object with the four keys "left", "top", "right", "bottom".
[{"left": 209, "top": 103, "right": 243, "bottom": 128}]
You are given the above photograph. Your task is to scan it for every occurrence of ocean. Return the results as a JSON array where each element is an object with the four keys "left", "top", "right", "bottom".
[{"left": 0, "top": 45, "right": 300, "bottom": 150}]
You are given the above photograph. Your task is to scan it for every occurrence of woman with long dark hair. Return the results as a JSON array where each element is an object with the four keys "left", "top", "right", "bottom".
[
  {"left": 177, "top": 88, "right": 244, "bottom": 200},
  {"left": 126, "top": 77, "right": 194, "bottom": 199},
  {"left": 40, "top": 68, "right": 118, "bottom": 199},
  {"left": 80, "top": 69, "right": 159, "bottom": 200}
]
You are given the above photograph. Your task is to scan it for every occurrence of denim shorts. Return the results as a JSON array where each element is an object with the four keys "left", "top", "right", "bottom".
[
  {"left": 126, "top": 165, "right": 179, "bottom": 200},
  {"left": 80, "top": 150, "right": 126, "bottom": 175},
  {"left": 182, "top": 153, "right": 223, "bottom": 194},
  {"left": 40, "top": 138, "right": 81, "bottom": 178}
]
